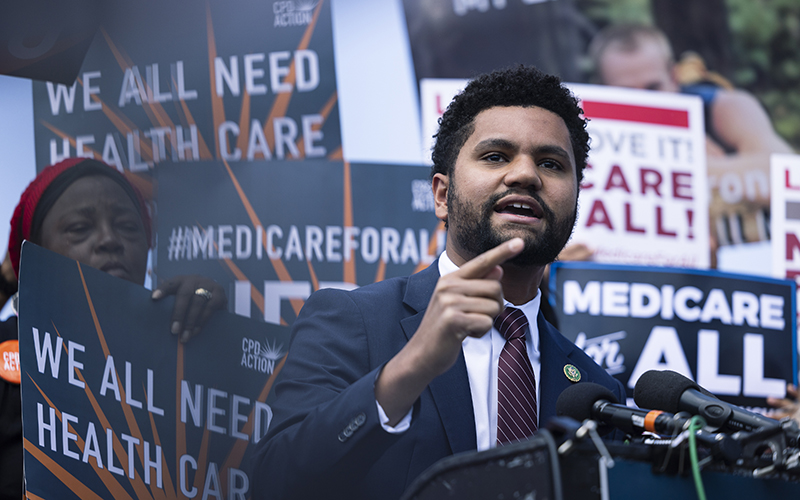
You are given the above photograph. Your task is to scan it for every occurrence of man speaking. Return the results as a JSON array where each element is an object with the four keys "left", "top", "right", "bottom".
[{"left": 252, "top": 65, "right": 625, "bottom": 499}]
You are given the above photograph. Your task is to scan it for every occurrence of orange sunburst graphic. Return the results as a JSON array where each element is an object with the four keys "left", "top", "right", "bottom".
[{"left": 22, "top": 258, "right": 286, "bottom": 499}]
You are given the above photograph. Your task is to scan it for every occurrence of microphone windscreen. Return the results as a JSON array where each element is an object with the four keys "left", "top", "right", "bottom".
[
  {"left": 634, "top": 370, "right": 702, "bottom": 412},
  {"left": 556, "top": 382, "right": 618, "bottom": 422}
]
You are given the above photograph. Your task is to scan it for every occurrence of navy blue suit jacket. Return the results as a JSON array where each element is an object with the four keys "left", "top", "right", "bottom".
[{"left": 251, "top": 261, "right": 625, "bottom": 500}]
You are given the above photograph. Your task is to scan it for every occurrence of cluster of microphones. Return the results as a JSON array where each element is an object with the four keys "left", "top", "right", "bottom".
[{"left": 554, "top": 370, "right": 800, "bottom": 477}]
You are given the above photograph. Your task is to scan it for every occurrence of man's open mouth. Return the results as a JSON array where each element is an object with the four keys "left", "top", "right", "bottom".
[{"left": 494, "top": 199, "right": 543, "bottom": 219}]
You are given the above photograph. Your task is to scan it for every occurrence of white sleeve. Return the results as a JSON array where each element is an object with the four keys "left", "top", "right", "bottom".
[{"left": 376, "top": 399, "right": 412, "bottom": 433}]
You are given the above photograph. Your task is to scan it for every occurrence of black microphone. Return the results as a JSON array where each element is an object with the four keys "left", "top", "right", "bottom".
[
  {"left": 633, "top": 370, "right": 781, "bottom": 433},
  {"left": 556, "top": 382, "right": 693, "bottom": 436},
  {"left": 556, "top": 382, "right": 743, "bottom": 462}
]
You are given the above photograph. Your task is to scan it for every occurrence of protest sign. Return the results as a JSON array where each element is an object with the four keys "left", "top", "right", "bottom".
[
  {"left": 18, "top": 243, "right": 290, "bottom": 499},
  {"left": 550, "top": 261, "right": 796, "bottom": 410},
  {"left": 771, "top": 154, "right": 800, "bottom": 283},
  {"left": 568, "top": 84, "right": 709, "bottom": 268},
  {"left": 154, "top": 160, "right": 443, "bottom": 325}
]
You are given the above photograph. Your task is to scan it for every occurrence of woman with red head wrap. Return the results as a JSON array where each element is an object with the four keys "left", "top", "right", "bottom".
[{"left": 1, "top": 158, "right": 227, "bottom": 499}]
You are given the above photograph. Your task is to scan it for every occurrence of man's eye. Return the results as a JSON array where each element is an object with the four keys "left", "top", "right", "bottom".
[
  {"left": 484, "top": 153, "right": 505, "bottom": 162},
  {"left": 540, "top": 159, "right": 562, "bottom": 170}
]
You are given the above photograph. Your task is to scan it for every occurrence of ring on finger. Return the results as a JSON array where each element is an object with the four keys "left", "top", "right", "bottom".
[{"left": 194, "top": 287, "right": 213, "bottom": 300}]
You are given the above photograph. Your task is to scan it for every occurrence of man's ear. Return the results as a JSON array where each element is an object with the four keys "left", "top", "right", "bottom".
[{"left": 432, "top": 173, "right": 449, "bottom": 222}]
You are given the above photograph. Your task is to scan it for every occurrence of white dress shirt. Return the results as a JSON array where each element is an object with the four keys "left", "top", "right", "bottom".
[{"left": 378, "top": 251, "right": 542, "bottom": 451}]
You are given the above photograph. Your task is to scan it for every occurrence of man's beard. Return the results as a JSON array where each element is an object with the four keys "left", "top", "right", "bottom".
[{"left": 446, "top": 183, "right": 577, "bottom": 267}]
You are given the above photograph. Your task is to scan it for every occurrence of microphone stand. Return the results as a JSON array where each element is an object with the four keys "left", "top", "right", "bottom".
[
  {"left": 733, "top": 418, "right": 800, "bottom": 477},
  {"left": 548, "top": 417, "right": 616, "bottom": 500}
]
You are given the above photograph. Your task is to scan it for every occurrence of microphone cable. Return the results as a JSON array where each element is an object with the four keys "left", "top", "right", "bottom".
[{"left": 688, "top": 415, "right": 708, "bottom": 500}]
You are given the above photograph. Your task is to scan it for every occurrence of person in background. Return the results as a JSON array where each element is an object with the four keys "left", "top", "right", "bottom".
[
  {"left": 768, "top": 383, "right": 800, "bottom": 425},
  {"left": 251, "top": 65, "right": 625, "bottom": 500},
  {"left": 588, "top": 23, "right": 794, "bottom": 255},
  {"left": 0, "top": 255, "right": 14, "bottom": 310},
  {"left": 0, "top": 252, "right": 19, "bottom": 500},
  {"left": 0, "top": 157, "right": 227, "bottom": 500}
]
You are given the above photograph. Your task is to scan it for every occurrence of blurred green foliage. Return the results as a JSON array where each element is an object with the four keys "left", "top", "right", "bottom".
[
  {"left": 576, "top": 0, "right": 800, "bottom": 151},
  {"left": 727, "top": 0, "right": 800, "bottom": 150}
]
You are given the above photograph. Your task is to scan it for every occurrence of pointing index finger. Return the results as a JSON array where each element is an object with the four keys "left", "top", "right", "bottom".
[{"left": 457, "top": 238, "right": 524, "bottom": 279}]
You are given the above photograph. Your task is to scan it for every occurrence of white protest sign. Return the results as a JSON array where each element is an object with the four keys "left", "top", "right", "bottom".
[
  {"left": 569, "top": 84, "right": 709, "bottom": 268},
  {"left": 770, "top": 153, "right": 800, "bottom": 282}
]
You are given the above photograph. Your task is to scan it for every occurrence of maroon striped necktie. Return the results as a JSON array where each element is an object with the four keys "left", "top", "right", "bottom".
[{"left": 495, "top": 306, "right": 538, "bottom": 445}]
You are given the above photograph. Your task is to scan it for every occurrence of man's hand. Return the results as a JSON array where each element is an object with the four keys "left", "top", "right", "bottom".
[{"left": 375, "top": 238, "right": 523, "bottom": 424}]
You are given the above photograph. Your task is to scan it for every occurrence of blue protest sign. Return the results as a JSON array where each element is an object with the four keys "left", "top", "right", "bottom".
[
  {"left": 550, "top": 262, "right": 797, "bottom": 410},
  {"left": 18, "top": 242, "right": 290, "bottom": 499}
]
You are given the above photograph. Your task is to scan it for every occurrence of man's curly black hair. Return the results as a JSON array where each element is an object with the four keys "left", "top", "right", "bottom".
[{"left": 431, "top": 65, "right": 589, "bottom": 185}]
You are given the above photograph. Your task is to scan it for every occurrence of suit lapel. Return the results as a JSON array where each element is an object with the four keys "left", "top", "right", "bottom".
[
  {"left": 400, "top": 262, "right": 477, "bottom": 454},
  {"left": 538, "top": 313, "right": 584, "bottom": 426}
]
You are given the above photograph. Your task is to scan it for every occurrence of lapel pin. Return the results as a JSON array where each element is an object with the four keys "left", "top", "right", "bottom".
[{"left": 563, "top": 364, "right": 581, "bottom": 383}]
